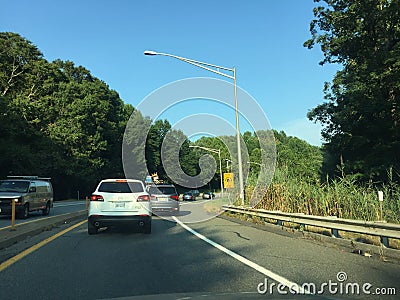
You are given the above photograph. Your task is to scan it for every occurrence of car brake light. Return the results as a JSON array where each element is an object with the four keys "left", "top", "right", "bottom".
[
  {"left": 116, "top": 179, "right": 127, "bottom": 182},
  {"left": 91, "top": 195, "right": 104, "bottom": 201},
  {"left": 138, "top": 195, "right": 150, "bottom": 202},
  {"left": 170, "top": 195, "right": 179, "bottom": 201}
]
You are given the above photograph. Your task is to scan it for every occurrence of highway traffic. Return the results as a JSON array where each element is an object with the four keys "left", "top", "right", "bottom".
[{"left": 0, "top": 206, "right": 399, "bottom": 299}]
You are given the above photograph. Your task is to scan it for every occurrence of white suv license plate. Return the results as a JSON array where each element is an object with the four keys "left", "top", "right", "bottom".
[{"left": 115, "top": 202, "right": 125, "bottom": 208}]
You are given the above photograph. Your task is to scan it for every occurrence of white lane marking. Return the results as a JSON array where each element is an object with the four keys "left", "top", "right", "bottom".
[
  {"left": 54, "top": 203, "right": 86, "bottom": 208},
  {"left": 0, "top": 210, "right": 87, "bottom": 231},
  {"left": 0, "top": 220, "right": 87, "bottom": 272},
  {"left": 172, "top": 216, "right": 308, "bottom": 294}
]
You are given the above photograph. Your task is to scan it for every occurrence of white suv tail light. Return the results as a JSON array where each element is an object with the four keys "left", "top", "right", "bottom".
[
  {"left": 90, "top": 195, "right": 104, "bottom": 201},
  {"left": 137, "top": 195, "right": 150, "bottom": 202}
]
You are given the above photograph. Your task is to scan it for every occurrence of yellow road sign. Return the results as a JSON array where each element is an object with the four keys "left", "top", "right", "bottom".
[{"left": 223, "top": 173, "right": 234, "bottom": 188}]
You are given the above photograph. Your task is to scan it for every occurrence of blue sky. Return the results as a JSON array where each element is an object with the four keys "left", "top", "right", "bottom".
[{"left": 0, "top": 0, "right": 339, "bottom": 146}]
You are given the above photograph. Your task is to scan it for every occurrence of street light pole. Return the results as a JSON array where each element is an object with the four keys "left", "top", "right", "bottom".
[
  {"left": 247, "top": 161, "right": 263, "bottom": 167},
  {"left": 144, "top": 50, "right": 244, "bottom": 204},
  {"left": 233, "top": 67, "right": 244, "bottom": 204},
  {"left": 189, "top": 145, "right": 223, "bottom": 198},
  {"left": 225, "top": 159, "right": 233, "bottom": 172}
]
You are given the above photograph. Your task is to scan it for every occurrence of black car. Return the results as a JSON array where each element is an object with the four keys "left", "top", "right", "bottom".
[
  {"left": 190, "top": 189, "right": 200, "bottom": 197},
  {"left": 183, "top": 191, "right": 196, "bottom": 201}
]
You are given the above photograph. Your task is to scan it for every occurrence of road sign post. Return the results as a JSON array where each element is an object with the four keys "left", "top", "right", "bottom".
[
  {"left": 224, "top": 173, "right": 234, "bottom": 189},
  {"left": 378, "top": 191, "right": 383, "bottom": 221}
]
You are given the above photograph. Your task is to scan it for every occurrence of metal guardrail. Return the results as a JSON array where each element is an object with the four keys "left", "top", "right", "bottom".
[{"left": 222, "top": 205, "right": 400, "bottom": 248}]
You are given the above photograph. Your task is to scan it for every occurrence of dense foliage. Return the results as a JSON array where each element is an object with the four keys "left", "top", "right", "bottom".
[
  {"left": 253, "top": 165, "right": 400, "bottom": 223},
  {"left": 0, "top": 32, "right": 217, "bottom": 198},
  {"left": 305, "top": 0, "right": 400, "bottom": 182},
  {"left": 0, "top": 32, "right": 132, "bottom": 198},
  {"left": 190, "top": 131, "right": 322, "bottom": 191},
  {"left": 0, "top": 31, "right": 318, "bottom": 200}
]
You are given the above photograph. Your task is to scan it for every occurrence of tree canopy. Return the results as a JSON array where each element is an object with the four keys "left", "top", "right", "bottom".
[
  {"left": 0, "top": 32, "right": 133, "bottom": 198},
  {"left": 305, "top": 0, "right": 400, "bottom": 181},
  {"left": 0, "top": 32, "right": 323, "bottom": 199}
]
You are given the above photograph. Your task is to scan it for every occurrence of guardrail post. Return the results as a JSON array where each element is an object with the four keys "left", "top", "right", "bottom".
[
  {"left": 11, "top": 199, "right": 16, "bottom": 231},
  {"left": 331, "top": 228, "right": 340, "bottom": 238},
  {"left": 380, "top": 236, "right": 389, "bottom": 248},
  {"left": 378, "top": 191, "right": 383, "bottom": 221}
]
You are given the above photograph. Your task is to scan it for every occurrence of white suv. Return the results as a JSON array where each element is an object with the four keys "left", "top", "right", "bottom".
[{"left": 88, "top": 179, "right": 151, "bottom": 235}]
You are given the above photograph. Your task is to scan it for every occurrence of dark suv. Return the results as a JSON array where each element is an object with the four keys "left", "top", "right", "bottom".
[
  {"left": 0, "top": 176, "right": 53, "bottom": 219},
  {"left": 147, "top": 184, "right": 179, "bottom": 215}
]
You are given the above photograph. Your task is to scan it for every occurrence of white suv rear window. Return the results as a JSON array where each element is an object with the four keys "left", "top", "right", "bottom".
[{"left": 98, "top": 182, "right": 144, "bottom": 193}]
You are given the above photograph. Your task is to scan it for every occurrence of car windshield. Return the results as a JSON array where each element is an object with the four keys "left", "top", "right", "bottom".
[
  {"left": 0, "top": 180, "right": 29, "bottom": 193},
  {"left": 148, "top": 186, "right": 176, "bottom": 195},
  {"left": 98, "top": 182, "right": 143, "bottom": 193}
]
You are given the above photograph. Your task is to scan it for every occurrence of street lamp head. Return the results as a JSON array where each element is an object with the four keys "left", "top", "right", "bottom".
[{"left": 144, "top": 50, "right": 158, "bottom": 56}]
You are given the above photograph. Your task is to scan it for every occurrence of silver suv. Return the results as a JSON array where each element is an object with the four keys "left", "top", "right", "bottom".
[
  {"left": 147, "top": 184, "right": 179, "bottom": 215},
  {"left": 0, "top": 176, "right": 53, "bottom": 219}
]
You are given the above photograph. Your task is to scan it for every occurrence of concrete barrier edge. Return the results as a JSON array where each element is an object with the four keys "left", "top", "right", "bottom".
[{"left": 0, "top": 210, "right": 87, "bottom": 250}]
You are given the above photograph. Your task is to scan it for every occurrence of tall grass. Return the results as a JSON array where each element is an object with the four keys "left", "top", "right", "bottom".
[{"left": 248, "top": 166, "right": 400, "bottom": 223}]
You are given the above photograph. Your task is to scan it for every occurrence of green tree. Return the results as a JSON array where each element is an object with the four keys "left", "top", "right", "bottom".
[
  {"left": 145, "top": 119, "right": 171, "bottom": 177},
  {"left": 0, "top": 32, "right": 43, "bottom": 98},
  {"left": 144, "top": 119, "right": 200, "bottom": 186},
  {"left": 193, "top": 136, "right": 234, "bottom": 190},
  {"left": 193, "top": 130, "right": 320, "bottom": 188},
  {"left": 123, "top": 110, "right": 152, "bottom": 181},
  {"left": 273, "top": 130, "right": 322, "bottom": 183},
  {"left": 305, "top": 0, "right": 400, "bottom": 181},
  {"left": 0, "top": 32, "right": 64, "bottom": 182},
  {"left": 0, "top": 33, "right": 133, "bottom": 198}
]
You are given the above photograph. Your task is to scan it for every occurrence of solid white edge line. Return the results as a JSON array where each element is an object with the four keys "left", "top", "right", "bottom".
[{"left": 172, "top": 216, "right": 309, "bottom": 295}]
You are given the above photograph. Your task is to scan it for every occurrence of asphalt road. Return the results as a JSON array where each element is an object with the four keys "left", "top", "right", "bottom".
[
  {"left": 0, "top": 200, "right": 86, "bottom": 229},
  {"left": 0, "top": 214, "right": 399, "bottom": 300}
]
